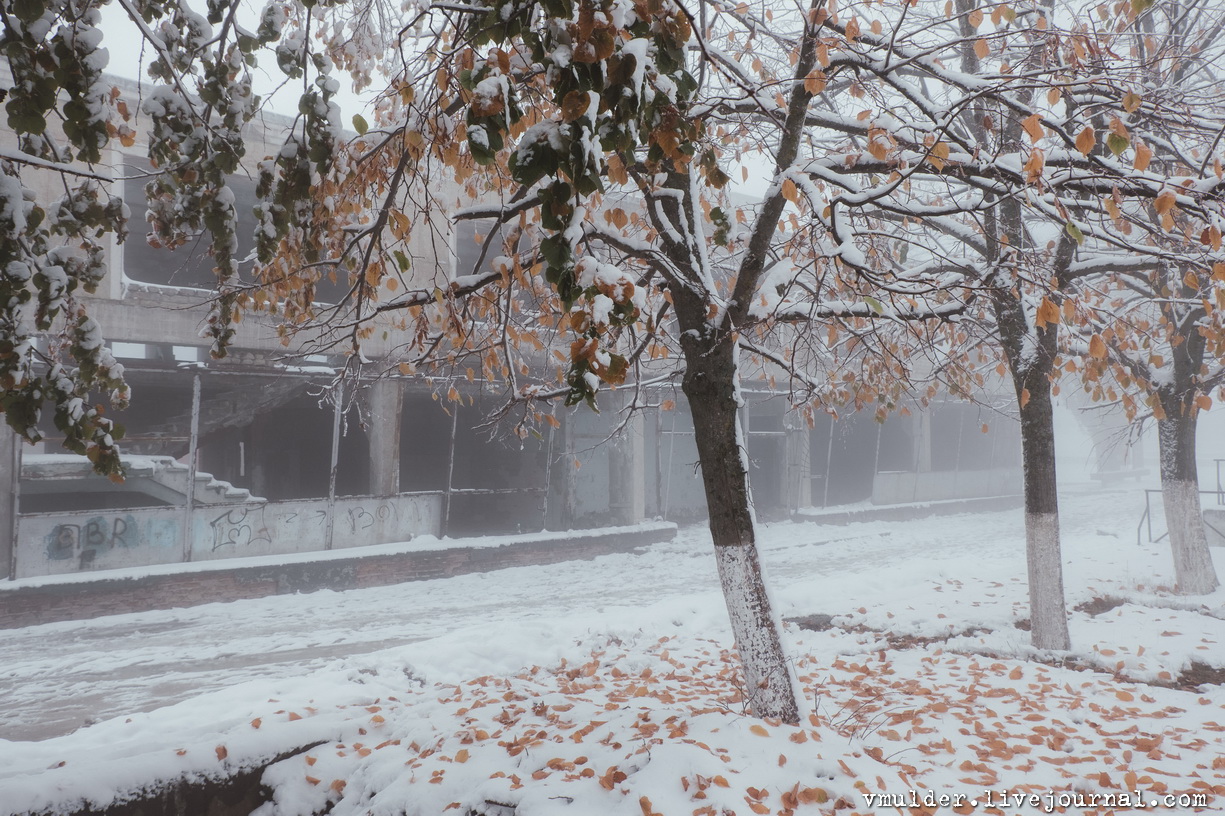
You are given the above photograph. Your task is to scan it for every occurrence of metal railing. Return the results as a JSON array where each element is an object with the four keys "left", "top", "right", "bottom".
[{"left": 1136, "top": 487, "right": 1225, "bottom": 546}]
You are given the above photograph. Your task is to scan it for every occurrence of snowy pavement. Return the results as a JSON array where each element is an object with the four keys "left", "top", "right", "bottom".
[
  {"left": 3, "top": 484, "right": 1225, "bottom": 815},
  {"left": 1, "top": 484, "right": 1215, "bottom": 745}
]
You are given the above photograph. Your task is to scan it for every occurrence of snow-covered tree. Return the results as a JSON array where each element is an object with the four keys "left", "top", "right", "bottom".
[
  {"left": 240, "top": 0, "right": 976, "bottom": 720},
  {"left": 780, "top": 0, "right": 1225, "bottom": 647},
  {"left": 1043, "top": 0, "right": 1225, "bottom": 596}
]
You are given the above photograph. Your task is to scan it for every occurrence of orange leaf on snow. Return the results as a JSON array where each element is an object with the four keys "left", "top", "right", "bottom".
[
  {"left": 215, "top": 745, "right": 228, "bottom": 761},
  {"left": 1035, "top": 297, "right": 1061, "bottom": 327},
  {"left": 1075, "top": 126, "right": 1096, "bottom": 155},
  {"left": 250, "top": 718, "right": 262, "bottom": 729},
  {"left": 1022, "top": 113, "right": 1044, "bottom": 142},
  {"left": 1134, "top": 141, "right": 1153, "bottom": 171},
  {"left": 798, "top": 787, "right": 830, "bottom": 804},
  {"left": 1154, "top": 190, "right": 1177, "bottom": 215},
  {"left": 749, "top": 724, "right": 770, "bottom": 737}
]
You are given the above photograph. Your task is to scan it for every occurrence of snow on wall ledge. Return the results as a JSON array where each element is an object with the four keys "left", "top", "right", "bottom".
[
  {"left": 872, "top": 467, "right": 1021, "bottom": 505},
  {"left": 14, "top": 493, "right": 444, "bottom": 579}
]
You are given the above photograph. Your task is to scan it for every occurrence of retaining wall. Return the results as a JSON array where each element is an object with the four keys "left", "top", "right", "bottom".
[{"left": 15, "top": 493, "right": 443, "bottom": 578}]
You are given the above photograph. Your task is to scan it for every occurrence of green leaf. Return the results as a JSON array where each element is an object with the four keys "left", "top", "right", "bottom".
[
  {"left": 1065, "top": 221, "right": 1085, "bottom": 245},
  {"left": 1106, "top": 133, "right": 1129, "bottom": 156},
  {"left": 352, "top": 114, "right": 369, "bottom": 135},
  {"left": 12, "top": 0, "right": 45, "bottom": 24},
  {"left": 863, "top": 296, "right": 885, "bottom": 315}
]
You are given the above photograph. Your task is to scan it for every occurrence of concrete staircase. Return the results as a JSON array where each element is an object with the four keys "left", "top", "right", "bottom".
[{"left": 21, "top": 454, "right": 263, "bottom": 508}]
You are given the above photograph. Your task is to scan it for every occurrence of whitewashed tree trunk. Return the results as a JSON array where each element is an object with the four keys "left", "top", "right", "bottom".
[
  {"left": 1157, "top": 408, "right": 1220, "bottom": 595},
  {"left": 1017, "top": 377, "right": 1072, "bottom": 651},
  {"left": 680, "top": 331, "right": 802, "bottom": 724}
]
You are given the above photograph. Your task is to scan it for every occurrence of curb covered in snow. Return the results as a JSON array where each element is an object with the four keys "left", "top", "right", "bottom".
[
  {"left": 0, "top": 522, "right": 677, "bottom": 629},
  {"left": 793, "top": 494, "right": 1023, "bottom": 525}
]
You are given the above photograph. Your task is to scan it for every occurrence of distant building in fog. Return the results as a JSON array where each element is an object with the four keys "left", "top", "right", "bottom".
[{"left": 3, "top": 70, "right": 1024, "bottom": 580}]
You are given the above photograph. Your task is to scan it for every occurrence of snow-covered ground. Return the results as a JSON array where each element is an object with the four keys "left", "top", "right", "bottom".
[{"left": 2, "top": 485, "right": 1224, "bottom": 815}]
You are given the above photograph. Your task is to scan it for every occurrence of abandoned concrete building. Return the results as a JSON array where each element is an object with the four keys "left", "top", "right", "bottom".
[{"left": 1, "top": 73, "right": 1028, "bottom": 582}]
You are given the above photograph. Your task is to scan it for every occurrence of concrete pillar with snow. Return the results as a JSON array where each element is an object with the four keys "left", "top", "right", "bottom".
[
  {"left": 0, "top": 426, "right": 20, "bottom": 580},
  {"left": 367, "top": 379, "right": 404, "bottom": 497},
  {"left": 784, "top": 416, "right": 812, "bottom": 513},
  {"left": 914, "top": 409, "right": 933, "bottom": 473},
  {"left": 608, "top": 406, "right": 646, "bottom": 526}
]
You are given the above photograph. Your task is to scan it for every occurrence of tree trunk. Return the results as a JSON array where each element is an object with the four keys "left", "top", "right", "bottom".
[
  {"left": 1016, "top": 375, "right": 1071, "bottom": 650},
  {"left": 1157, "top": 402, "right": 1220, "bottom": 595},
  {"left": 681, "top": 334, "right": 802, "bottom": 723}
]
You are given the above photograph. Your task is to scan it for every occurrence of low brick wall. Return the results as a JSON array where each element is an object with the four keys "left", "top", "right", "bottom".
[
  {"left": 794, "top": 494, "right": 1023, "bottom": 525},
  {"left": 0, "top": 523, "right": 675, "bottom": 629}
]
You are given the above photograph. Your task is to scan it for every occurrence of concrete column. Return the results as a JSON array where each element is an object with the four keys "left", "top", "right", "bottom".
[
  {"left": 1, "top": 426, "right": 21, "bottom": 580},
  {"left": 367, "top": 379, "right": 404, "bottom": 497},
  {"left": 546, "top": 414, "right": 575, "bottom": 530},
  {"left": 914, "top": 408, "right": 933, "bottom": 473},
  {"left": 784, "top": 418, "right": 811, "bottom": 513},
  {"left": 608, "top": 408, "right": 645, "bottom": 526}
]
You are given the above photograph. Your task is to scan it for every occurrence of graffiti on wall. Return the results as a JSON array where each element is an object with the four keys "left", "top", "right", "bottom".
[
  {"left": 44, "top": 514, "right": 175, "bottom": 567},
  {"left": 21, "top": 493, "right": 440, "bottom": 578},
  {"left": 345, "top": 502, "right": 399, "bottom": 533},
  {"left": 208, "top": 505, "right": 273, "bottom": 552}
]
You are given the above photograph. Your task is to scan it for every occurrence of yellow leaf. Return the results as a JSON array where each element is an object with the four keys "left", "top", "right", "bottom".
[
  {"left": 1089, "top": 335, "right": 1107, "bottom": 359},
  {"left": 1022, "top": 113, "right": 1044, "bottom": 142},
  {"left": 456, "top": 749, "right": 470, "bottom": 763},
  {"left": 1035, "top": 297, "right": 1060, "bottom": 328},
  {"left": 974, "top": 37, "right": 990, "bottom": 59},
  {"left": 750, "top": 724, "right": 770, "bottom": 737},
  {"left": 804, "top": 70, "right": 826, "bottom": 95},
  {"left": 1023, "top": 148, "right": 1045, "bottom": 180},
  {"left": 1075, "top": 126, "right": 1095, "bottom": 155},
  {"left": 845, "top": 17, "right": 861, "bottom": 39},
  {"left": 1122, "top": 91, "right": 1142, "bottom": 112},
  {"left": 928, "top": 140, "right": 949, "bottom": 171},
  {"left": 1197, "top": 395, "right": 1212, "bottom": 411},
  {"left": 781, "top": 178, "right": 799, "bottom": 204},
  {"left": 968, "top": 7, "right": 983, "bottom": 28},
  {"left": 1134, "top": 141, "right": 1152, "bottom": 171},
  {"left": 1154, "top": 190, "right": 1176, "bottom": 215},
  {"left": 1047, "top": 86, "right": 1062, "bottom": 106},
  {"left": 1020, "top": 388, "right": 1030, "bottom": 408}
]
